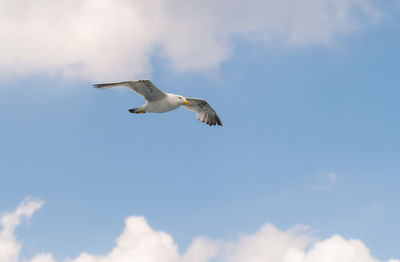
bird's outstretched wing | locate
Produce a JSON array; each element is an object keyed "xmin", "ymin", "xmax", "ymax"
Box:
[
  {"xmin": 183, "ymin": 98, "xmax": 222, "ymax": 126},
  {"xmin": 93, "ymin": 80, "xmax": 167, "ymax": 102}
]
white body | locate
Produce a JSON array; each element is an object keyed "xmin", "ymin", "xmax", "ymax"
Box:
[{"xmin": 143, "ymin": 93, "xmax": 182, "ymax": 113}]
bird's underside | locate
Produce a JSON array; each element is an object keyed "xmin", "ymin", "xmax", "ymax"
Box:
[{"xmin": 94, "ymin": 80, "xmax": 222, "ymax": 126}]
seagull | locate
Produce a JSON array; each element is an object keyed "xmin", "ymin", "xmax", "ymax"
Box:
[{"xmin": 94, "ymin": 80, "xmax": 222, "ymax": 126}]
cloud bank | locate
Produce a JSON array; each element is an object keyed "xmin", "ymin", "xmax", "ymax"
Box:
[
  {"xmin": 1, "ymin": 198, "xmax": 399, "ymax": 262},
  {"xmin": 0, "ymin": 0, "xmax": 381, "ymax": 81}
]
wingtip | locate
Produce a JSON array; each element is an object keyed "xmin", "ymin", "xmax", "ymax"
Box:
[
  {"xmin": 93, "ymin": 83, "xmax": 111, "ymax": 90},
  {"xmin": 216, "ymin": 117, "xmax": 223, "ymax": 127},
  {"xmin": 205, "ymin": 120, "xmax": 223, "ymax": 127}
]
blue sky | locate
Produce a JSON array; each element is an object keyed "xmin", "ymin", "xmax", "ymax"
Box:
[{"xmin": 1, "ymin": 1, "xmax": 400, "ymax": 262}]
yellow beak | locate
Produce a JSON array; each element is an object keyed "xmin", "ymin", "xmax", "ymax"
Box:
[{"xmin": 184, "ymin": 100, "xmax": 190, "ymax": 105}]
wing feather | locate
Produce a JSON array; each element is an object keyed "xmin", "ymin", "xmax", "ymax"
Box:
[
  {"xmin": 183, "ymin": 98, "xmax": 222, "ymax": 126},
  {"xmin": 93, "ymin": 80, "xmax": 166, "ymax": 102}
]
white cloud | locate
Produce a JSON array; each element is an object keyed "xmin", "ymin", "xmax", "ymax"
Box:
[
  {"xmin": 1, "ymin": 197, "xmax": 398, "ymax": 262},
  {"xmin": 313, "ymin": 172, "xmax": 337, "ymax": 191},
  {"xmin": 28, "ymin": 254, "xmax": 56, "ymax": 262},
  {"xmin": 0, "ymin": 197, "xmax": 44, "ymax": 262},
  {"xmin": 0, "ymin": 0, "xmax": 381, "ymax": 81},
  {"xmin": 72, "ymin": 216, "xmax": 179, "ymax": 262}
]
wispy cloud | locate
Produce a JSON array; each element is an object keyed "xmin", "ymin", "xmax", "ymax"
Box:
[
  {"xmin": 0, "ymin": 0, "xmax": 381, "ymax": 81},
  {"xmin": 1, "ymin": 197, "xmax": 399, "ymax": 262},
  {"xmin": 313, "ymin": 171, "xmax": 337, "ymax": 191}
]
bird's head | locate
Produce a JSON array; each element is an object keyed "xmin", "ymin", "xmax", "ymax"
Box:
[{"xmin": 175, "ymin": 95, "xmax": 190, "ymax": 105}]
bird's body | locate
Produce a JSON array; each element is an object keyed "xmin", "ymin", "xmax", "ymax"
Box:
[
  {"xmin": 94, "ymin": 80, "xmax": 222, "ymax": 126},
  {"xmin": 137, "ymin": 93, "xmax": 184, "ymax": 113}
]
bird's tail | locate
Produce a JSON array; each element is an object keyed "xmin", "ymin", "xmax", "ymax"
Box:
[
  {"xmin": 128, "ymin": 108, "xmax": 138, "ymax": 113},
  {"xmin": 128, "ymin": 107, "xmax": 146, "ymax": 114}
]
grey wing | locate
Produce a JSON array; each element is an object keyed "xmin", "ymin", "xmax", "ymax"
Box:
[
  {"xmin": 183, "ymin": 98, "xmax": 222, "ymax": 126},
  {"xmin": 93, "ymin": 80, "xmax": 167, "ymax": 102}
]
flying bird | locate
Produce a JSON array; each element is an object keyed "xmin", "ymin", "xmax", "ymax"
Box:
[{"xmin": 94, "ymin": 80, "xmax": 222, "ymax": 126}]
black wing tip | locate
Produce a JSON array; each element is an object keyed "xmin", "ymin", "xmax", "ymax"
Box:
[
  {"xmin": 93, "ymin": 84, "xmax": 105, "ymax": 89},
  {"xmin": 215, "ymin": 116, "xmax": 223, "ymax": 126},
  {"xmin": 93, "ymin": 81, "xmax": 131, "ymax": 88},
  {"xmin": 204, "ymin": 117, "xmax": 223, "ymax": 127},
  {"xmin": 217, "ymin": 116, "xmax": 223, "ymax": 126}
]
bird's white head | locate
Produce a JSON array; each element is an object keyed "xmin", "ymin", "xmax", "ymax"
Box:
[{"xmin": 174, "ymin": 94, "xmax": 190, "ymax": 105}]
